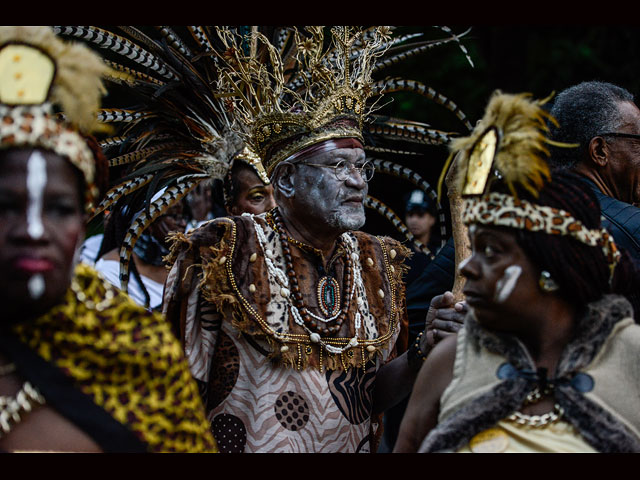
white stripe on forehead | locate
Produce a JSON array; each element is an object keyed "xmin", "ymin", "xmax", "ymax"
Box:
[{"xmin": 26, "ymin": 150, "xmax": 47, "ymax": 239}]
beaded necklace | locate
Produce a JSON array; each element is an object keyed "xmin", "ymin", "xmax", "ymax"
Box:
[
  {"xmin": 269, "ymin": 208, "xmax": 354, "ymax": 336},
  {"xmin": 253, "ymin": 210, "xmax": 366, "ymax": 354},
  {"xmin": 267, "ymin": 209, "xmax": 353, "ymax": 335}
]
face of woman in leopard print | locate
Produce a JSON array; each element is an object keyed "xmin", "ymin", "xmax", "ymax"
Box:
[
  {"xmin": 460, "ymin": 225, "xmax": 543, "ymax": 333},
  {"xmin": 0, "ymin": 148, "xmax": 86, "ymax": 322}
]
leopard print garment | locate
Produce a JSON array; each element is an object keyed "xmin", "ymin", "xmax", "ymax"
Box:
[{"xmin": 10, "ymin": 263, "xmax": 217, "ymax": 453}]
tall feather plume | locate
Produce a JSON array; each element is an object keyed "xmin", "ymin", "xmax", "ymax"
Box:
[
  {"xmin": 212, "ymin": 26, "xmax": 473, "ymax": 249},
  {"xmin": 54, "ymin": 26, "xmax": 252, "ymax": 288},
  {"xmin": 447, "ymin": 91, "xmax": 568, "ymax": 199}
]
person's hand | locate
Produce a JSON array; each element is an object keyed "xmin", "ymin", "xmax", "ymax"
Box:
[{"xmin": 421, "ymin": 291, "xmax": 466, "ymax": 353}]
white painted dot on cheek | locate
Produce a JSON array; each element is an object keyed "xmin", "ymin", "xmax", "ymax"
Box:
[
  {"xmin": 28, "ymin": 274, "xmax": 45, "ymax": 300},
  {"xmin": 494, "ymin": 265, "xmax": 522, "ymax": 304},
  {"xmin": 26, "ymin": 150, "xmax": 47, "ymax": 239}
]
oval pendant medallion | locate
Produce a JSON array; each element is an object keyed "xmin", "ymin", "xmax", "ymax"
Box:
[{"xmin": 317, "ymin": 276, "xmax": 341, "ymax": 317}]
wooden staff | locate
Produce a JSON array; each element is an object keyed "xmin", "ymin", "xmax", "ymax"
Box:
[{"xmin": 445, "ymin": 152, "xmax": 470, "ymax": 302}]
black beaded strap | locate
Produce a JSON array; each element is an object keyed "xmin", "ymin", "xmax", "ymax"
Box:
[{"xmin": 407, "ymin": 330, "xmax": 429, "ymax": 372}]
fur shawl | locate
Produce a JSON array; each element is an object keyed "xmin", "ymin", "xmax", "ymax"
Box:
[{"xmin": 419, "ymin": 294, "xmax": 640, "ymax": 453}]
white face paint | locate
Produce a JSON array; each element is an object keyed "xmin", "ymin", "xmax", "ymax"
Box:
[
  {"xmin": 28, "ymin": 274, "xmax": 45, "ymax": 300},
  {"xmin": 494, "ymin": 265, "xmax": 522, "ymax": 303},
  {"xmin": 458, "ymin": 256, "xmax": 471, "ymax": 272},
  {"xmin": 26, "ymin": 150, "xmax": 47, "ymax": 239}
]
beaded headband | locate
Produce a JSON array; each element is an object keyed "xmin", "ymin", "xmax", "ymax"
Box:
[
  {"xmin": 0, "ymin": 27, "xmax": 109, "ymax": 212},
  {"xmin": 0, "ymin": 103, "xmax": 98, "ymax": 211}
]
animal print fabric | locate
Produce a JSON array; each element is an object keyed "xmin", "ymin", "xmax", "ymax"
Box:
[{"xmin": 10, "ymin": 263, "xmax": 217, "ymax": 453}]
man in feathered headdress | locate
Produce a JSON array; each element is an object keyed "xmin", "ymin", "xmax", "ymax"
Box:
[{"xmin": 162, "ymin": 26, "xmax": 446, "ymax": 453}]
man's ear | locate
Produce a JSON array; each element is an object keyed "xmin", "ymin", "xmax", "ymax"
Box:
[
  {"xmin": 273, "ymin": 163, "xmax": 296, "ymax": 198},
  {"xmin": 588, "ymin": 136, "xmax": 610, "ymax": 167}
]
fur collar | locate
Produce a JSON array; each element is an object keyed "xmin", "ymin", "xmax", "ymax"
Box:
[{"xmin": 420, "ymin": 294, "xmax": 640, "ymax": 453}]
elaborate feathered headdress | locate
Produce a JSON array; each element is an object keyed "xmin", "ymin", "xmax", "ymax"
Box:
[
  {"xmin": 0, "ymin": 26, "xmax": 110, "ymax": 212},
  {"xmin": 212, "ymin": 26, "xmax": 475, "ymax": 258},
  {"xmin": 54, "ymin": 26, "xmax": 475, "ymax": 289},
  {"xmin": 53, "ymin": 26, "xmax": 269, "ymax": 291}
]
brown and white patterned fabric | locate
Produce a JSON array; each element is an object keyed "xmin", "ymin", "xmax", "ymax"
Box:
[{"xmin": 163, "ymin": 212, "xmax": 409, "ymax": 452}]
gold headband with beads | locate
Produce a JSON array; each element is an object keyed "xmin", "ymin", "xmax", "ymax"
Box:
[{"xmin": 0, "ymin": 26, "xmax": 110, "ymax": 212}]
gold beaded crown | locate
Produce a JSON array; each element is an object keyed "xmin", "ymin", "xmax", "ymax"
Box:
[{"xmin": 215, "ymin": 26, "xmax": 391, "ymax": 174}]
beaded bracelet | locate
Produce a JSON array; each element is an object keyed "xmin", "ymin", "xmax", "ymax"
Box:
[{"xmin": 407, "ymin": 330, "xmax": 429, "ymax": 371}]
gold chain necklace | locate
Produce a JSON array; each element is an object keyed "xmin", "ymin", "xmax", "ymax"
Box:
[{"xmin": 0, "ymin": 381, "xmax": 46, "ymax": 438}]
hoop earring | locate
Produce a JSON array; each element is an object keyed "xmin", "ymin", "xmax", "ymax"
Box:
[{"xmin": 539, "ymin": 270, "xmax": 559, "ymax": 293}]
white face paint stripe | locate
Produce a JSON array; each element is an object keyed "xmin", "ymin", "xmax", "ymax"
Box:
[
  {"xmin": 26, "ymin": 150, "xmax": 47, "ymax": 239},
  {"xmin": 494, "ymin": 265, "xmax": 522, "ymax": 303},
  {"xmin": 458, "ymin": 256, "xmax": 471, "ymax": 271}
]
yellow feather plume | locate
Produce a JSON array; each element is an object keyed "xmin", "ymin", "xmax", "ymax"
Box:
[{"xmin": 439, "ymin": 90, "xmax": 575, "ymax": 199}]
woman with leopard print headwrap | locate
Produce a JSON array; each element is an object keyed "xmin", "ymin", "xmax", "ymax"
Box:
[{"xmin": 394, "ymin": 91, "xmax": 640, "ymax": 453}]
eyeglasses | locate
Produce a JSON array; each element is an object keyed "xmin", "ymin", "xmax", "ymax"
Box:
[
  {"xmin": 301, "ymin": 159, "xmax": 375, "ymax": 182},
  {"xmin": 598, "ymin": 132, "xmax": 640, "ymax": 141}
]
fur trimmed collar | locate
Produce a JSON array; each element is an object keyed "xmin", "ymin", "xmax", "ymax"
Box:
[{"xmin": 419, "ymin": 294, "xmax": 640, "ymax": 453}]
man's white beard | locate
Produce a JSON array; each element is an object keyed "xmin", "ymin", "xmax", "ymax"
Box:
[{"xmin": 327, "ymin": 206, "xmax": 366, "ymax": 231}]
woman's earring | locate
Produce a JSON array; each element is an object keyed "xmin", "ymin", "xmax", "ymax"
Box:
[{"xmin": 539, "ymin": 270, "xmax": 559, "ymax": 293}]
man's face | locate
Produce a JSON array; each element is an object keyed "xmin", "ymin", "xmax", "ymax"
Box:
[
  {"xmin": 294, "ymin": 146, "xmax": 368, "ymax": 233},
  {"xmin": 0, "ymin": 148, "xmax": 86, "ymax": 321},
  {"xmin": 605, "ymin": 101, "xmax": 640, "ymax": 205}
]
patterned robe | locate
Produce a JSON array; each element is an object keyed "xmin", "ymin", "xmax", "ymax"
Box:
[{"xmin": 163, "ymin": 212, "xmax": 409, "ymax": 452}]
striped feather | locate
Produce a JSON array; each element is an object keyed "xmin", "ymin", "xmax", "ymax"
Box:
[
  {"xmin": 364, "ymin": 146, "xmax": 421, "ymax": 156},
  {"xmin": 156, "ymin": 26, "xmax": 193, "ymax": 58},
  {"xmin": 97, "ymin": 108, "xmax": 147, "ymax": 124},
  {"xmin": 107, "ymin": 143, "xmax": 181, "ymax": 167},
  {"xmin": 91, "ymin": 173, "xmax": 156, "ymax": 219},
  {"xmin": 188, "ymin": 26, "xmax": 214, "ymax": 52},
  {"xmin": 365, "ymin": 195, "xmax": 434, "ymax": 258},
  {"xmin": 371, "ymin": 158, "xmax": 448, "ymax": 251},
  {"xmin": 99, "ymin": 136, "xmax": 126, "ymax": 150},
  {"xmin": 118, "ymin": 176, "xmax": 206, "ymax": 291},
  {"xmin": 372, "ymin": 77, "xmax": 473, "ymax": 131},
  {"xmin": 436, "ymin": 26, "xmax": 474, "ymax": 67},
  {"xmin": 53, "ymin": 26, "xmax": 177, "ymax": 82},
  {"xmin": 365, "ymin": 121, "xmax": 455, "ymax": 146},
  {"xmin": 104, "ymin": 60, "xmax": 165, "ymax": 86}
]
